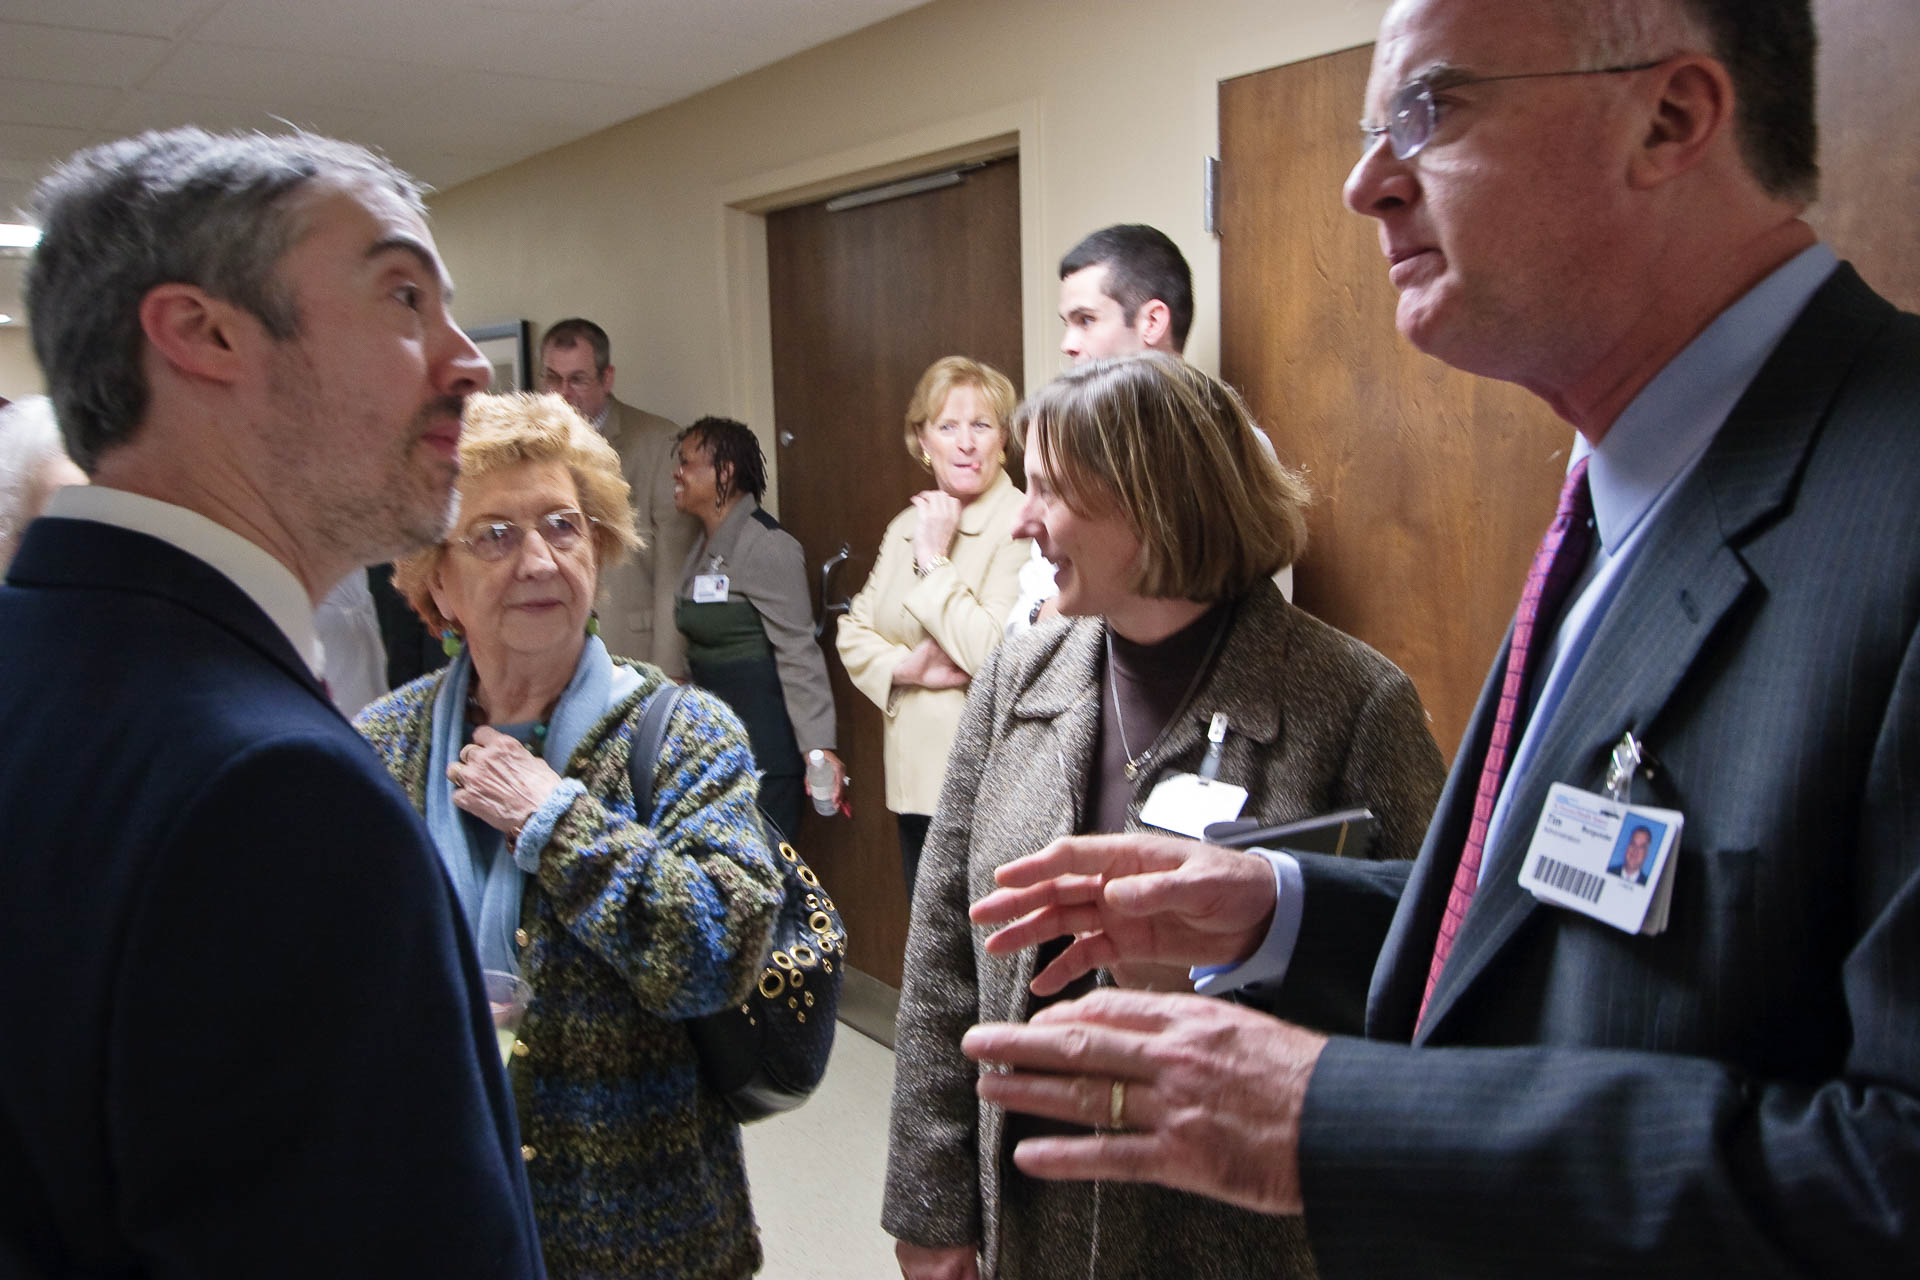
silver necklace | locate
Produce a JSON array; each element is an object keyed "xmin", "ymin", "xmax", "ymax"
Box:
[{"xmin": 1105, "ymin": 611, "xmax": 1232, "ymax": 781}]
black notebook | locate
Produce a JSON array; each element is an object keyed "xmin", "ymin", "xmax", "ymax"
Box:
[{"xmin": 1203, "ymin": 806, "xmax": 1377, "ymax": 858}]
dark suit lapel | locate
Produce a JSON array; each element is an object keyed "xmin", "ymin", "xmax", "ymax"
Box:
[
  {"xmin": 1412, "ymin": 264, "xmax": 1894, "ymax": 1041},
  {"xmin": 10, "ymin": 517, "xmax": 329, "ymax": 704}
]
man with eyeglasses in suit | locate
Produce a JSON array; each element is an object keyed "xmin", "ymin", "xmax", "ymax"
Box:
[{"xmin": 538, "ymin": 317, "xmax": 696, "ymax": 677}]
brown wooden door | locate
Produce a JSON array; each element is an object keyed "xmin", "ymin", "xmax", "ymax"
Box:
[
  {"xmin": 1218, "ymin": 2, "xmax": 1918, "ymax": 767},
  {"xmin": 767, "ymin": 156, "xmax": 1023, "ymax": 988},
  {"xmin": 1219, "ymin": 45, "xmax": 1565, "ymax": 765}
]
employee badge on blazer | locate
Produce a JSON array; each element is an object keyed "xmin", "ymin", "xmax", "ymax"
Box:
[
  {"xmin": 693, "ymin": 573, "xmax": 730, "ymax": 603},
  {"xmin": 1519, "ymin": 781, "xmax": 1682, "ymax": 935}
]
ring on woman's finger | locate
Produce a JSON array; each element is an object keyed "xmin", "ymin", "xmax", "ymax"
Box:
[{"xmin": 1109, "ymin": 1079, "xmax": 1127, "ymax": 1130}]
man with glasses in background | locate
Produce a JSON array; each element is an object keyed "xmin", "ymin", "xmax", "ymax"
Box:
[
  {"xmin": 538, "ymin": 317, "xmax": 695, "ymax": 676},
  {"xmin": 959, "ymin": 1, "xmax": 1920, "ymax": 1274}
]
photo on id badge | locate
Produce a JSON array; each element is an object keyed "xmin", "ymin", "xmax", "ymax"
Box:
[{"xmin": 1606, "ymin": 818, "xmax": 1665, "ymax": 887}]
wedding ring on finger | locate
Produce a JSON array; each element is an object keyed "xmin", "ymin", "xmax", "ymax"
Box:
[{"xmin": 1109, "ymin": 1079, "xmax": 1127, "ymax": 1130}]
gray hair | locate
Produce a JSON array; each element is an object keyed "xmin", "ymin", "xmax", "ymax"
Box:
[
  {"xmin": 24, "ymin": 127, "xmax": 427, "ymax": 472},
  {"xmin": 0, "ymin": 396, "xmax": 76, "ymax": 569},
  {"xmin": 1558, "ymin": 0, "xmax": 1818, "ymax": 203}
]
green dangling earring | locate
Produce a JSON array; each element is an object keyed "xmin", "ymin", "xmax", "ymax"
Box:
[
  {"xmin": 586, "ymin": 612, "xmax": 600, "ymax": 637},
  {"xmin": 440, "ymin": 627, "xmax": 464, "ymax": 657}
]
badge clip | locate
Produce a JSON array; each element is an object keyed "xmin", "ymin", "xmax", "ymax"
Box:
[
  {"xmin": 1197, "ymin": 713, "xmax": 1229, "ymax": 783},
  {"xmin": 1605, "ymin": 731, "xmax": 1645, "ymax": 804}
]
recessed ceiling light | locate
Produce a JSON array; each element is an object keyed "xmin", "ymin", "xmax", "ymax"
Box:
[
  {"xmin": 0, "ymin": 223, "xmax": 39, "ymax": 250},
  {"xmin": 0, "ymin": 314, "xmax": 13, "ymax": 325}
]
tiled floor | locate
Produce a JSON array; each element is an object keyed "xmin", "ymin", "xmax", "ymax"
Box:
[{"xmin": 743, "ymin": 979, "xmax": 901, "ymax": 1279}]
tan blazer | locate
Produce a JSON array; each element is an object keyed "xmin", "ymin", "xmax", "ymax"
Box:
[
  {"xmin": 599, "ymin": 396, "xmax": 699, "ymax": 678},
  {"xmin": 836, "ymin": 471, "xmax": 1029, "ymax": 815}
]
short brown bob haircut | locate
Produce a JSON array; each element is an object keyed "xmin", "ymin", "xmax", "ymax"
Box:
[
  {"xmin": 903, "ymin": 355, "xmax": 1019, "ymax": 469},
  {"xmin": 393, "ymin": 391, "xmax": 641, "ymax": 635},
  {"xmin": 1017, "ymin": 353, "xmax": 1309, "ymax": 602}
]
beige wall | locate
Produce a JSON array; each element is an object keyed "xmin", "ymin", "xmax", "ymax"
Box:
[
  {"xmin": 0, "ymin": 328, "xmax": 42, "ymax": 402},
  {"xmin": 428, "ymin": 0, "xmax": 1389, "ymax": 501}
]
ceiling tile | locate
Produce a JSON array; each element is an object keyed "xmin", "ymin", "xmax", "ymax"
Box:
[
  {"xmin": 0, "ymin": 121, "xmax": 97, "ymax": 166},
  {"xmin": 0, "ymin": 22, "xmax": 172, "ymax": 88},
  {"xmin": 0, "ymin": 177, "xmax": 37, "ymax": 221},
  {"xmin": 0, "ymin": 76, "xmax": 124, "ymax": 131},
  {"xmin": 101, "ymin": 91, "xmax": 379, "ymax": 146},
  {"xmin": 486, "ymin": 4, "xmax": 736, "ymax": 89},
  {"xmin": 0, "ymin": 0, "xmax": 217, "ymax": 40},
  {"xmin": 208, "ymin": 0, "xmax": 545, "ymax": 70},
  {"xmin": 370, "ymin": 70, "xmax": 655, "ymax": 158},
  {"xmin": 148, "ymin": 41, "xmax": 455, "ymax": 116}
]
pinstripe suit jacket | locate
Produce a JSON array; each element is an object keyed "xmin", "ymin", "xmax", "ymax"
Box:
[{"xmin": 1272, "ymin": 265, "xmax": 1920, "ymax": 1276}]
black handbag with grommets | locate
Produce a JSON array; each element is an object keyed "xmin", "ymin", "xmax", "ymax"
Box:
[{"xmin": 629, "ymin": 684, "xmax": 845, "ymax": 1121}]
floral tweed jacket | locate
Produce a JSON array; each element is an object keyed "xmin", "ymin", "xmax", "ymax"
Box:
[{"xmin": 357, "ymin": 662, "xmax": 781, "ymax": 1280}]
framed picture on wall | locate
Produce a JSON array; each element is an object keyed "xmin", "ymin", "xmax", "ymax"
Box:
[{"xmin": 465, "ymin": 320, "xmax": 532, "ymax": 392}]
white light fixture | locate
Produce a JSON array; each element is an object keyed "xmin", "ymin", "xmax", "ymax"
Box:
[
  {"xmin": 0, "ymin": 223, "xmax": 41, "ymax": 250},
  {"xmin": 0, "ymin": 314, "xmax": 12, "ymax": 325}
]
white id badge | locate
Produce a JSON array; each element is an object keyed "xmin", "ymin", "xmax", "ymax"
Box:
[
  {"xmin": 692, "ymin": 573, "xmax": 730, "ymax": 604},
  {"xmin": 1518, "ymin": 782, "xmax": 1682, "ymax": 935},
  {"xmin": 1138, "ymin": 773, "xmax": 1248, "ymax": 839}
]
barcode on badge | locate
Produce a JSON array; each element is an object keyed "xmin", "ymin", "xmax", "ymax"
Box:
[{"xmin": 1533, "ymin": 854, "xmax": 1604, "ymax": 904}]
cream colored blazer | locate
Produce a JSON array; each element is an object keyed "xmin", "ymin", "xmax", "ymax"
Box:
[{"xmin": 836, "ymin": 470, "xmax": 1029, "ymax": 814}]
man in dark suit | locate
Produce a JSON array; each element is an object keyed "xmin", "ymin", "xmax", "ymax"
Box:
[
  {"xmin": 0, "ymin": 129, "xmax": 545, "ymax": 1276},
  {"xmin": 956, "ymin": 1, "xmax": 1918, "ymax": 1274},
  {"xmin": 537, "ymin": 317, "xmax": 696, "ymax": 677}
]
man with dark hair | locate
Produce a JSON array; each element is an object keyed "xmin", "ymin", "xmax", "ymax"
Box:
[
  {"xmin": 1010, "ymin": 223, "xmax": 1288, "ymax": 635},
  {"xmin": 961, "ymin": 0, "xmax": 1919, "ymax": 1274},
  {"xmin": 0, "ymin": 128, "xmax": 544, "ymax": 1276},
  {"xmin": 539, "ymin": 316, "xmax": 696, "ymax": 677},
  {"xmin": 1056, "ymin": 223, "xmax": 1194, "ymax": 362}
]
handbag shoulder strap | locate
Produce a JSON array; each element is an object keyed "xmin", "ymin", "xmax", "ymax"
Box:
[{"xmin": 628, "ymin": 683, "xmax": 689, "ymax": 818}]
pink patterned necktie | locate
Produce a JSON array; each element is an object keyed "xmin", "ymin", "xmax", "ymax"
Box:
[{"xmin": 1418, "ymin": 456, "xmax": 1594, "ymax": 1030}]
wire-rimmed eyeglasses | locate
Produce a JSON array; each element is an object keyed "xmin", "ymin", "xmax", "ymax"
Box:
[
  {"xmin": 453, "ymin": 509, "xmax": 598, "ymax": 561},
  {"xmin": 1361, "ymin": 60, "xmax": 1666, "ymax": 160}
]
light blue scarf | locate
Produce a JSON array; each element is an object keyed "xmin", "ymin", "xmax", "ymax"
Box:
[{"xmin": 424, "ymin": 633, "xmax": 638, "ymax": 974}]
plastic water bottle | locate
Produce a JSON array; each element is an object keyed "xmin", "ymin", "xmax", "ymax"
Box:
[{"xmin": 806, "ymin": 749, "xmax": 837, "ymax": 816}]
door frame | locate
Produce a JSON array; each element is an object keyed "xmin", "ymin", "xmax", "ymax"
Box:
[{"xmin": 715, "ymin": 100, "xmax": 1045, "ymax": 512}]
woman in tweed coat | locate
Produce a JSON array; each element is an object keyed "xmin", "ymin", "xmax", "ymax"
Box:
[
  {"xmin": 355, "ymin": 392, "xmax": 781, "ymax": 1280},
  {"xmin": 883, "ymin": 356, "xmax": 1446, "ymax": 1279}
]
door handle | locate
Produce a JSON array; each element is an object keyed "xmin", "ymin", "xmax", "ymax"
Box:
[{"xmin": 815, "ymin": 542, "xmax": 851, "ymax": 638}]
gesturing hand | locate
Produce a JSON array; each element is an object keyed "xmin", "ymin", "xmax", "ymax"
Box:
[
  {"xmin": 447, "ymin": 725, "xmax": 563, "ymax": 840},
  {"xmin": 969, "ymin": 833, "xmax": 1278, "ymax": 996},
  {"xmin": 962, "ymin": 988, "xmax": 1327, "ymax": 1217}
]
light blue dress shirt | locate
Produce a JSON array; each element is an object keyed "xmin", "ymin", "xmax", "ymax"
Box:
[{"xmin": 1197, "ymin": 243, "xmax": 1840, "ymax": 996}]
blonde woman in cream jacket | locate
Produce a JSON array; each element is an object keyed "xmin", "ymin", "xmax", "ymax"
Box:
[{"xmin": 837, "ymin": 356, "xmax": 1031, "ymax": 895}]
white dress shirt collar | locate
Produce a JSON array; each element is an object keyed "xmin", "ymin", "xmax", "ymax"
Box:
[{"xmin": 44, "ymin": 485, "xmax": 324, "ymax": 678}]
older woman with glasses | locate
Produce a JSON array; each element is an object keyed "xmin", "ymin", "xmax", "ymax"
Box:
[{"xmin": 354, "ymin": 391, "xmax": 782, "ymax": 1280}]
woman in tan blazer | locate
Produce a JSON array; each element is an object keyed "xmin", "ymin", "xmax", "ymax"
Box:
[
  {"xmin": 837, "ymin": 357, "xmax": 1031, "ymax": 894},
  {"xmin": 883, "ymin": 355, "xmax": 1446, "ymax": 1280}
]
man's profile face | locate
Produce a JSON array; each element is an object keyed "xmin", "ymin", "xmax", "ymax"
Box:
[
  {"xmin": 1058, "ymin": 264, "xmax": 1147, "ymax": 365},
  {"xmin": 254, "ymin": 181, "xmax": 488, "ymax": 567},
  {"xmin": 540, "ymin": 340, "xmax": 612, "ymax": 421},
  {"xmin": 1341, "ymin": 0, "xmax": 1637, "ymax": 384}
]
